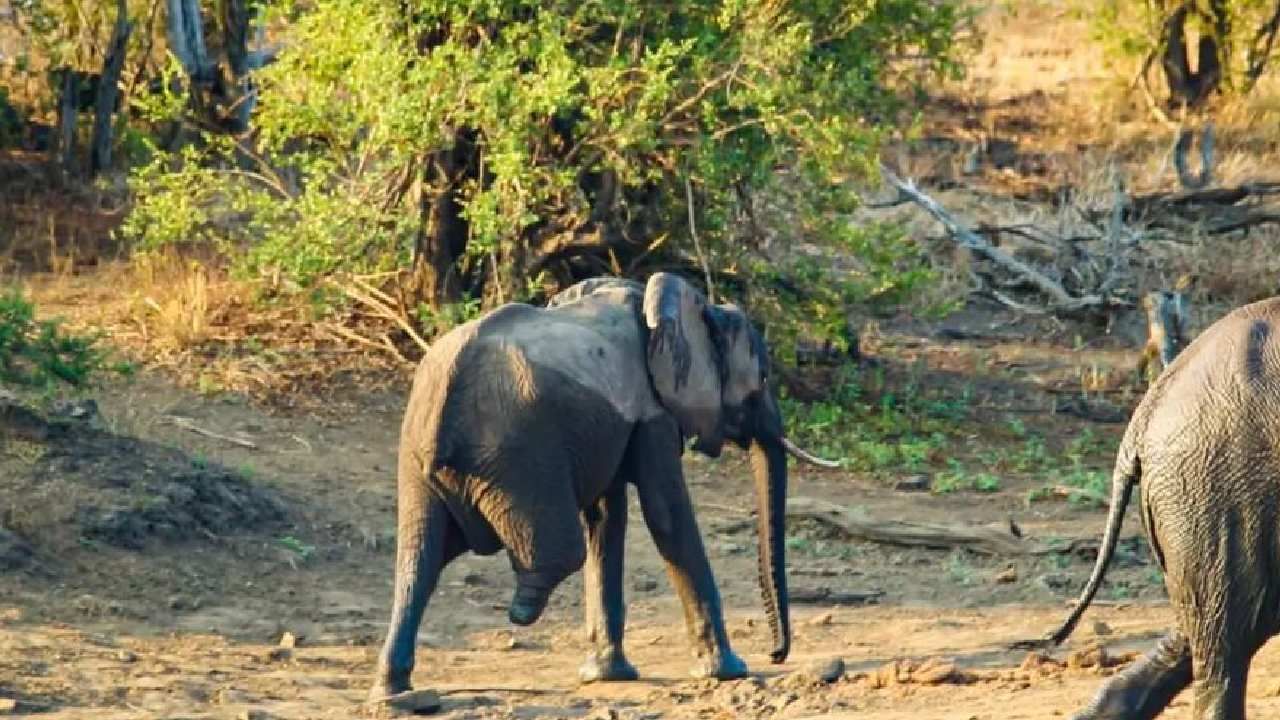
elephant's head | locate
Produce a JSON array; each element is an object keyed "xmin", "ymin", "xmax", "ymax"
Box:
[{"xmin": 642, "ymin": 272, "xmax": 838, "ymax": 664}]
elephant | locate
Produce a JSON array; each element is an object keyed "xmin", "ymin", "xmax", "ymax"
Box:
[
  {"xmin": 1026, "ymin": 296, "xmax": 1280, "ymax": 719},
  {"xmin": 368, "ymin": 272, "xmax": 837, "ymax": 701}
]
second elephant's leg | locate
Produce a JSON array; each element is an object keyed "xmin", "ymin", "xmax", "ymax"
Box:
[
  {"xmin": 629, "ymin": 418, "xmax": 747, "ymax": 680},
  {"xmin": 1069, "ymin": 628, "xmax": 1191, "ymax": 720},
  {"xmin": 1190, "ymin": 653, "xmax": 1250, "ymax": 720},
  {"xmin": 579, "ymin": 481, "xmax": 638, "ymax": 683}
]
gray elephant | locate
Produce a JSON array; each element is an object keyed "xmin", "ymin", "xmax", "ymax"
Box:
[
  {"xmin": 1028, "ymin": 296, "xmax": 1280, "ymax": 719},
  {"xmin": 369, "ymin": 272, "xmax": 835, "ymax": 701}
]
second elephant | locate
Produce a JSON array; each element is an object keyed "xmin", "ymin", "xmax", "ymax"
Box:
[{"xmin": 1032, "ymin": 296, "xmax": 1280, "ymax": 719}]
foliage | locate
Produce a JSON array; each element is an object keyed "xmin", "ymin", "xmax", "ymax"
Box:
[
  {"xmin": 122, "ymin": 0, "xmax": 975, "ymax": 342},
  {"xmin": 780, "ymin": 364, "xmax": 972, "ymax": 474},
  {"xmin": 0, "ymin": 289, "xmax": 131, "ymax": 391}
]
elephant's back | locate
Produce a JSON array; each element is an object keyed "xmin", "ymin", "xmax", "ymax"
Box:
[
  {"xmin": 1140, "ymin": 296, "xmax": 1280, "ymax": 489},
  {"xmin": 438, "ymin": 302, "xmax": 662, "ymax": 426}
]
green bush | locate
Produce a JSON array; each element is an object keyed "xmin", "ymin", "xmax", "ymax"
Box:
[
  {"xmin": 0, "ymin": 290, "xmax": 130, "ymax": 391},
  {"xmin": 122, "ymin": 0, "xmax": 975, "ymax": 341}
]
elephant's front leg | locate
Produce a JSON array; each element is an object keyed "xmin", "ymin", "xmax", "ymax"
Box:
[
  {"xmin": 629, "ymin": 419, "xmax": 747, "ymax": 680},
  {"xmin": 579, "ymin": 480, "xmax": 639, "ymax": 683}
]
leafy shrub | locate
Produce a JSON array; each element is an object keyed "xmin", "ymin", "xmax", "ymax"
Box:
[
  {"xmin": 122, "ymin": 0, "xmax": 976, "ymax": 341},
  {"xmin": 0, "ymin": 289, "xmax": 130, "ymax": 391}
]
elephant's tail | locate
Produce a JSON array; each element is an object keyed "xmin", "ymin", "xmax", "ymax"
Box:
[{"xmin": 1014, "ymin": 450, "xmax": 1140, "ymax": 650}]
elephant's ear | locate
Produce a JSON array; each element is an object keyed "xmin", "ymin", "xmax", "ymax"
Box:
[{"xmin": 643, "ymin": 273, "xmax": 724, "ymax": 452}]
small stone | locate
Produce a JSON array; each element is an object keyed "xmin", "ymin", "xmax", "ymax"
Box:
[
  {"xmin": 1092, "ymin": 620, "xmax": 1113, "ymax": 636},
  {"xmin": 895, "ymin": 474, "xmax": 930, "ymax": 492},
  {"xmin": 262, "ymin": 647, "xmax": 292, "ymax": 662},
  {"xmin": 116, "ymin": 649, "xmax": 137, "ymax": 663},
  {"xmin": 279, "ymin": 631, "xmax": 300, "ymax": 649},
  {"xmin": 237, "ymin": 711, "xmax": 271, "ymax": 720},
  {"xmin": 811, "ymin": 657, "xmax": 845, "ymax": 683},
  {"xmin": 994, "ymin": 565, "xmax": 1017, "ymax": 584},
  {"xmin": 378, "ymin": 689, "xmax": 442, "ymax": 715},
  {"xmin": 0, "ymin": 699, "xmax": 16, "ymax": 714},
  {"xmin": 1067, "ymin": 643, "xmax": 1107, "ymax": 670},
  {"xmin": 633, "ymin": 577, "xmax": 659, "ymax": 592},
  {"xmin": 912, "ymin": 658, "xmax": 956, "ymax": 685},
  {"xmin": 809, "ymin": 611, "xmax": 834, "ymax": 626}
]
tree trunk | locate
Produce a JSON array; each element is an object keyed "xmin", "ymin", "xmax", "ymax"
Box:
[
  {"xmin": 165, "ymin": 0, "xmax": 213, "ymax": 84},
  {"xmin": 54, "ymin": 69, "xmax": 79, "ymax": 177},
  {"xmin": 90, "ymin": 0, "xmax": 134, "ymax": 176},
  {"xmin": 409, "ymin": 136, "xmax": 474, "ymax": 309},
  {"xmin": 1161, "ymin": 1, "xmax": 1225, "ymax": 108}
]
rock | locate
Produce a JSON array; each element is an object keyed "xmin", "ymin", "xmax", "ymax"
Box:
[
  {"xmin": 377, "ymin": 689, "xmax": 442, "ymax": 715},
  {"xmin": 632, "ymin": 577, "xmax": 659, "ymax": 593},
  {"xmin": 912, "ymin": 657, "xmax": 956, "ymax": 685},
  {"xmin": 116, "ymin": 649, "xmax": 137, "ymax": 663},
  {"xmin": 1067, "ymin": 643, "xmax": 1108, "ymax": 670},
  {"xmin": 812, "ymin": 657, "xmax": 845, "ymax": 683},
  {"xmin": 279, "ymin": 631, "xmax": 300, "ymax": 649},
  {"xmin": 262, "ymin": 647, "xmax": 292, "ymax": 662},
  {"xmin": 809, "ymin": 611, "xmax": 834, "ymax": 626},
  {"xmin": 1092, "ymin": 620, "xmax": 1113, "ymax": 636},
  {"xmin": 895, "ymin": 474, "xmax": 930, "ymax": 492},
  {"xmin": 994, "ymin": 565, "xmax": 1017, "ymax": 584},
  {"xmin": 237, "ymin": 711, "xmax": 271, "ymax": 720},
  {"xmin": 0, "ymin": 699, "xmax": 16, "ymax": 715}
]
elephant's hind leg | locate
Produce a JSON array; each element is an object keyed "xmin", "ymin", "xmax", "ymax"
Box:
[
  {"xmin": 1070, "ymin": 629, "xmax": 1191, "ymax": 720},
  {"xmin": 371, "ymin": 497, "xmax": 467, "ymax": 700},
  {"xmin": 628, "ymin": 418, "xmax": 747, "ymax": 681},
  {"xmin": 579, "ymin": 480, "xmax": 639, "ymax": 683}
]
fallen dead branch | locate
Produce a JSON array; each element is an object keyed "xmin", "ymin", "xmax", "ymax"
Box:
[
  {"xmin": 164, "ymin": 415, "xmax": 258, "ymax": 449},
  {"xmin": 879, "ymin": 165, "xmax": 1112, "ymax": 316},
  {"xmin": 790, "ymin": 587, "xmax": 885, "ymax": 605},
  {"xmin": 784, "ymin": 497, "xmax": 1115, "ymax": 557}
]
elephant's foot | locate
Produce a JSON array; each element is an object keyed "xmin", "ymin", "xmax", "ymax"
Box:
[
  {"xmin": 508, "ymin": 584, "xmax": 551, "ymax": 626},
  {"xmin": 579, "ymin": 647, "xmax": 640, "ymax": 683},
  {"xmin": 690, "ymin": 649, "xmax": 749, "ymax": 681}
]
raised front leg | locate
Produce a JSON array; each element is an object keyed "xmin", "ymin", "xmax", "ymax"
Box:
[
  {"xmin": 370, "ymin": 495, "xmax": 467, "ymax": 700},
  {"xmin": 627, "ymin": 418, "xmax": 747, "ymax": 680},
  {"xmin": 1070, "ymin": 629, "xmax": 1191, "ymax": 720},
  {"xmin": 579, "ymin": 481, "xmax": 638, "ymax": 683}
]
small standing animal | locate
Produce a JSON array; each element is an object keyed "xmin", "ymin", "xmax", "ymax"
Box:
[
  {"xmin": 1136, "ymin": 276, "xmax": 1193, "ymax": 385},
  {"xmin": 1026, "ymin": 296, "xmax": 1280, "ymax": 719},
  {"xmin": 368, "ymin": 273, "xmax": 836, "ymax": 702}
]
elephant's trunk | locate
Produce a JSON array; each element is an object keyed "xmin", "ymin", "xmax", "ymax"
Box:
[{"xmin": 748, "ymin": 432, "xmax": 791, "ymax": 663}]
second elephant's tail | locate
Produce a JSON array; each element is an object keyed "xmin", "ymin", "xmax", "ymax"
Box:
[{"xmin": 1012, "ymin": 449, "xmax": 1140, "ymax": 650}]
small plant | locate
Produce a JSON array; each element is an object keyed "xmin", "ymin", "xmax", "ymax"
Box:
[
  {"xmin": 0, "ymin": 289, "xmax": 131, "ymax": 391},
  {"xmin": 973, "ymin": 473, "xmax": 1001, "ymax": 493},
  {"xmin": 277, "ymin": 535, "xmax": 316, "ymax": 561}
]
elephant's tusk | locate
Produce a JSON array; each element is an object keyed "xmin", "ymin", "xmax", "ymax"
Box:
[{"xmin": 781, "ymin": 437, "xmax": 841, "ymax": 468}]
